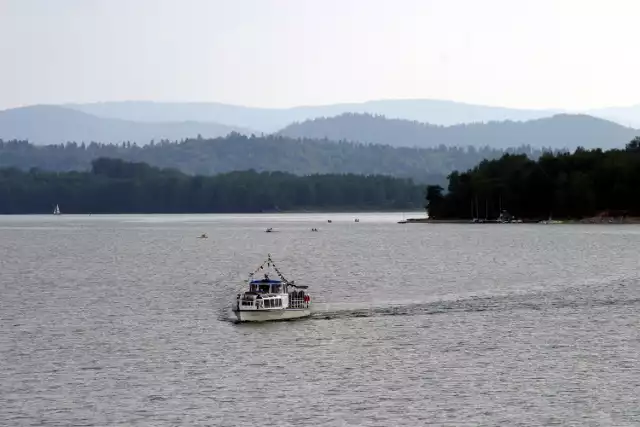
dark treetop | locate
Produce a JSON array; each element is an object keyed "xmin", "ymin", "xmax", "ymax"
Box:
[
  {"xmin": 426, "ymin": 138, "xmax": 640, "ymax": 220},
  {"xmin": 0, "ymin": 158, "xmax": 426, "ymax": 214}
]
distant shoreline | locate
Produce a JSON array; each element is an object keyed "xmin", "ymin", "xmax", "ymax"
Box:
[
  {"xmin": 406, "ymin": 217, "xmax": 640, "ymax": 224},
  {"xmin": 0, "ymin": 210, "xmax": 422, "ymax": 216}
]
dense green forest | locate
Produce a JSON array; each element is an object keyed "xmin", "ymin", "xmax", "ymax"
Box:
[
  {"xmin": 426, "ymin": 138, "xmax": 640, "ymax": 220},
  {"xmin": 0, "ymin": 135, "xmax": 553, "ymax": 186},
  {"xmin": 0, "ymin": 158, "xmax": 426, "ymax": 214}
]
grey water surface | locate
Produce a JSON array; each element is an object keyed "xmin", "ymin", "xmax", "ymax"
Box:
[{"xmin": 1, "ymin": 213, "xmax": 640, "ymax": 426}]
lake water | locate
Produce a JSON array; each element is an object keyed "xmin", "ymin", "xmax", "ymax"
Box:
[{"xmin": 2, "ymin": 213, "xmax": 640, "ymax": 426}]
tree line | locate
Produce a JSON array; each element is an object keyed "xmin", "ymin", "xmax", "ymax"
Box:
[
  {"xmin": 0, "ymin": 134, "xmax": 556, "ymax": 186},
  {"xmin": 0, "ymin": 158, "xmax": 426, "ymax": 214},
  {"xmin": 426, "ymin": 138, "xmax": 640, "ymax": 220}
]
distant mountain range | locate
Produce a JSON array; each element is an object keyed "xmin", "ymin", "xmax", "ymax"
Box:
[
  {"xmin": 0, "ymin": 100, "xmax": 638, "ymax": 149},
  {"xmin": 0, "ymin": 105, "xmax": 247, "ymax": 146},
  {"xmin": 278, "ymin": 113, "xmax": 639, "ymax": 150},
  {"xmin": 65, "ymin": 99, "xmax": 562, "ymax": 133},
  {"xmin": 64, "ymin": 99, "xmax": 640, "ymax": 131}
]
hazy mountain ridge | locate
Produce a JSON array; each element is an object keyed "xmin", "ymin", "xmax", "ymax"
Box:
[
  {"xmin": 277, "ymin": 113, "xmax": 640, "ymax": 150},
  {"xmin": 63, "ymin": 99, "xmax": 640, "ymax": 132},
  {"xmin": 586, "ymin": 104, "xmax": 640, "ymax": 128},
  {"xmin": 0, "ymin": 105, "xmax": 250, "ymax": 146},
  {"xmin": 65, "ymin": 99, "xmax": 559, "ymax": 132},
  {"xmin": 1, "ymin": 102, "xmax": 638, "ymax": 151}
]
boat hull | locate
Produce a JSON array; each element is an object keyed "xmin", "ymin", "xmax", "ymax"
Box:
[{"xmin": 233, "ymin": 308, "xmax": 311, "ymax": 323}]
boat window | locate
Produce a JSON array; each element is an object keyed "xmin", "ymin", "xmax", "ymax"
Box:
[
  {"xmin": 250, "ymin": 284, "xmax": 258, "ymax": 292},
  {"xmin": 259, "ymin": 284, "xmax": 270, "ymax": 293},
  {"xmin": 272, "ymin": 284, "xmax": 282, "ymax": 293}
]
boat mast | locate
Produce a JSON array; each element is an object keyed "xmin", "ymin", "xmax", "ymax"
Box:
[{"xmin": 475, "ymin": 194, "xmax": 479, "ymax": 219}]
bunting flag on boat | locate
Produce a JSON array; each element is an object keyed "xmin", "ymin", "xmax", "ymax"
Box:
[{"xmin": 248, "ymin": 253, "xmax": 292, "ymax": 284}]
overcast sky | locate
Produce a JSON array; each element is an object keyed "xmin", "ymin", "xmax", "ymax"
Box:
[{"xmin": 1, "ymin": 0, "xmax": 638, "ymax": 111}]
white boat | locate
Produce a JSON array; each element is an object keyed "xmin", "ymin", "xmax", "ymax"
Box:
[
  {"xmin": 232, "ymin": 254, "xmax": 311, "ymax": 322},
  {"xmin": 53, "ymin": 204, "xmax": 61, "ymax": 215},
  {"xmin": 539, "ymin": 214, "xmax": 562, "ymax": 224}
]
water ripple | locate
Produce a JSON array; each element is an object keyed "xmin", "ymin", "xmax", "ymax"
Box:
[{"xmin": 2, "ymin": 215, "xmax": 640, "ymax": 426}]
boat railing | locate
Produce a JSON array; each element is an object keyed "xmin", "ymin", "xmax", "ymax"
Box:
[{"xmin": 289, "ymin": 296, "xmax": 309, "ymax": 309}]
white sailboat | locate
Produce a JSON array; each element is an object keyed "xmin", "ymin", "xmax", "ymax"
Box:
[{"xmin": 53, "ymin": 204, "xmax": 61, "ymax": 215}]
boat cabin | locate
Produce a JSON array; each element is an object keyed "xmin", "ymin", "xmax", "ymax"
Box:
[
  {"xmin": 236, "ymin": 275, "xmax": 309, "ymax": 311},
  {"xmin": 249, "ymin": 277, "xmax": 285, "ymax": 294}
]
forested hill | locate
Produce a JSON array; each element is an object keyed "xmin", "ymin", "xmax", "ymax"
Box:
[
  {"xmin": 0, "ymin": 158, "xmax": 425, "ymax": 214},
  {"xmin": 277, "ymin": 113, "xmax": 639, "ymax": 150},
  {"xmin": 426, "ymin": 138, "xmax": 640, "ymax": 220},
  {"xmin": 0, "ymin": 135, "xmax": 552, "ymax": 185}
]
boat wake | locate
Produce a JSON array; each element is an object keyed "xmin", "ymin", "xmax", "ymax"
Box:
[{"xmin": 309, "ymin": 279, "xmax": 640, "ymax": 321}]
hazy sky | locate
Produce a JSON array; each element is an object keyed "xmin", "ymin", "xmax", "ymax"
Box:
[{"xmin": 1, "ymin": 0, "xmax": 639, "ymax": 110}]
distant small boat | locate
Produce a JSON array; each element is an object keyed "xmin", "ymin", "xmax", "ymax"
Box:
[
  {"xmin": 540, "ymin": 219, "xmax": 562, "ymax": 224},
  {"xmin": 266, "ymin": 228, "xmax": 274, "ymax": 233},
  {"xmin": 311, "ymin": 228, "xmax": 319, "ymax": 232},
  {"xmin": 53, "ymin": 204, "xmax": 61, "ymax": 215},
  {"xmin": 540, "ymin": 214, "xmax": 562, "ymax": 224},
  {"xmin": 327, "ymin": 220, "xmax": 332, "ymax": 223},
  {"xmin": 354, "ymin": 218, "xmax": 360, "ymax": 223},
  {"xmin": 198, "ymin": 233, "xmax": 208, "ymax": 239}
]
